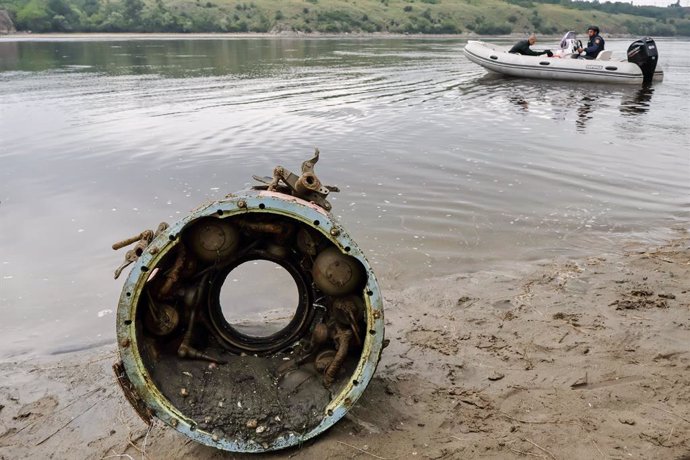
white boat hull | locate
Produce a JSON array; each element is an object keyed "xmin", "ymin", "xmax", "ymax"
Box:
[{"xmin": 464, "ymin": 40, "xmax": 663, "ymax": 85}]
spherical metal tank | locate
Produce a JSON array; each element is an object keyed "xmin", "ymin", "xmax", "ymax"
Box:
[
  {"xmin": 312, "ymin": 247, "xmax": 365, "ymax": 296},
  {"xmin": 114, "ymin": 190, "xmax": 384, "ymax": 453}
]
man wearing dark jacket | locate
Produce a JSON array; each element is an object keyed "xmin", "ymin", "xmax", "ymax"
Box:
[
  {"xmin": 509, "ymin": 34, "xmax": 553, "ymax": 57},
  {"xmin": 577, "ymin": 26, "xmax": 605, "ymax": 59}
]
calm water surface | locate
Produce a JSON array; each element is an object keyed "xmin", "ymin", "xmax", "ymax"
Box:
[{"xmin": 1, "ymin": 36, "xmax": 689, "ymax": 357}]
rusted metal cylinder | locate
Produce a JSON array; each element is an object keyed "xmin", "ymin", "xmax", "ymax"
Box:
[
  {"xmin": 114, "ymin": 190, "xmax": 384, "ymax": 453},
  {"xmin": 294, "ymin": 172, "xmax": 322, "ymax": 196}
]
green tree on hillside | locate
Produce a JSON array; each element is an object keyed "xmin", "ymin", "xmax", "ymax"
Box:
[
  {"xmin": 2, "ymin": 0, "xmax": 690, "ymax": 35},
  {"xmin": 122, "ymin": 0, "xmax": 143, "ymax": 23},
  {"xmin": 16, "ymin": 0, "xmax": 51, "ymax": 31}
]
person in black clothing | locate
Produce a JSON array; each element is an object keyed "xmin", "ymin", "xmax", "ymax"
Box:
[
  {"xmin": 577, "ymin": 26, "xmax": 605, "ymax": 59},
  {"xmin": 509, "ymin": 34, "xmax": 553, "ymax": 57}
]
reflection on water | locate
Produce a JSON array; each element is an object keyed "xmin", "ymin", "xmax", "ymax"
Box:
[
  {"xmin": 472, "ymin": 75, "xmax": 654, "ymax": 132},
  {"xmin": 577, "ymin": 96, "xmax": 596, "ymax": 132},
  {"xmin": 1, "ymin": 37, "xmax": 689, "ymax": 357},
  {"xmin": 620, "ymin": 86, "xmax": 655, "ymax": 116},
  {"xmin": 0, "ymin": 41, "xmax": 18, "ymax": 67},
  {"xmin": 0, "ymin": 38, "xmax": 428, "ymax": 77},
  {"xmin": 508, "ymin": 94, "xmax": 529, "ymax": 112}
]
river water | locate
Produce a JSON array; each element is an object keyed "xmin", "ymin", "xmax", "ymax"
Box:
[{"xmin": 1, "ymin": 36, "xmax": 688, "ymax": 357}]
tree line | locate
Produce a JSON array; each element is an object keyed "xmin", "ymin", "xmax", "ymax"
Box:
[{"xmin": 1, "ymin": 0, "xmax": 689, "ymax": 35}]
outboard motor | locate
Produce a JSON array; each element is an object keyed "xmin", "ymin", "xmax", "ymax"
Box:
[{"xmin": 627, "ymin": 37, "xmax": 658, "ymax": 84}]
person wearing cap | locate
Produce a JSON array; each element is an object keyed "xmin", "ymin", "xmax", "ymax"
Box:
[
  {"xmin": 509, "ymin": 34, "xmax": 553, "ymax": 57},
  {"xmin": 577, "ymin": 26, "xmax": 605, "ymax": 59}
]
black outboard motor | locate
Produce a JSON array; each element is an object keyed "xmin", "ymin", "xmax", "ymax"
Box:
[{"xmin": 627, "ymin": 37, "xmax": 658, "ymax": 84}]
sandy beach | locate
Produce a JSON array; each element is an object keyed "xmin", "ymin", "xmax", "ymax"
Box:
[{"xmin": 1, "ymin": 230, "xmax": 689, "ymax": 459}]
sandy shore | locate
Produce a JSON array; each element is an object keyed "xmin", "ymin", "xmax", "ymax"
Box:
[{"xmin": 1, "ymin": 231, "xmax": 689, "ymax": 459}]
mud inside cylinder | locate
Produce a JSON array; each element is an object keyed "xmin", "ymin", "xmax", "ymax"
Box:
[{"xmin": 134, "ymin": 212, "xmax": 368, "ymax": 445}]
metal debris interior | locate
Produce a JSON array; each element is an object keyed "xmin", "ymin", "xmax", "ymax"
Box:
[{"xmin": 114, "ymin": 153, "xmax": 384, "ymax": 452}]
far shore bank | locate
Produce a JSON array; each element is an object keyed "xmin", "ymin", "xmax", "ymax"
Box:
[{"xmin": 2, "ymin": 31, "xmax": 679, "ymax": 41}]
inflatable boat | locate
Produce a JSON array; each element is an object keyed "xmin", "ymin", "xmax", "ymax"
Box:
[{"xmin": 464, "ymin": 35, "xmax": 663, "ymax": 85}]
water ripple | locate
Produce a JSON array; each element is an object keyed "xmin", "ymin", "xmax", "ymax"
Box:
[{"xmin": 1, "ymin": 37, "xmax": 690, "ymax": 356}]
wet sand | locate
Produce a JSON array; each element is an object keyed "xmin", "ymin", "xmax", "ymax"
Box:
[{"xmin": 1, "ymin": 231, "xmax": 689, "ymax": 459}]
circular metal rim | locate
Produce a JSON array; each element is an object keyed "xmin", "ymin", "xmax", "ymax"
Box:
[
  {"xmin": 116, "ymin": 190, "xmax": 385, "ymax": 453},
  {"xmin": 207, "ymin": 251, "xmax": 314, "ymax": 354}
]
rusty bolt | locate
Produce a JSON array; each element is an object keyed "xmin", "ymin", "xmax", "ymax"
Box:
[
  {"xmin": 237, "ymin": 200, "xmax": 247, "ymax": 209},
  {"xmin": 330, "ymin": 228, "xmax": 340, "ymax": 237},
  {"xmin": 120, "ymin": 338, "xmax": 131, "ymax": 348},
  {"xmin": 373, "ymin": 310, "xmax": 381, "ymax": 320}
]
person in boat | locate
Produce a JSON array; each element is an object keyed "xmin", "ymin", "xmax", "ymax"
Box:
[
  {"xmin": 509, "ymin": 34, "xmax": 553, "ymax": 57},
  {"xmin": 576, "ymin": 26, "xmax": 605, "ymax": 59}
]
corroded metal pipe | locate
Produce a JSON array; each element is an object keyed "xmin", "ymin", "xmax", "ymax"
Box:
[
  {"xmin": 112, "ymin": 153, "xmax": 384, "ymax": 454},
  {"xmin": 324, "ymin": 326, "xmax": 352, "ymax": 388}
]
